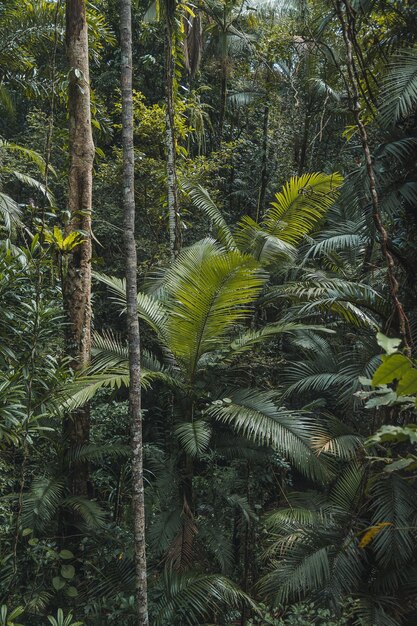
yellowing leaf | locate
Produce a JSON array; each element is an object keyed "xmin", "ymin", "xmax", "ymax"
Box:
[{"xmin": 358, "ymin": 522, "xmax": 393, "ymax": 548}]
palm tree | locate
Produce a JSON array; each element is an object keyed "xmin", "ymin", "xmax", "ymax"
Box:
[
  {"xmin": 62, "ymin": 172, "xmax": 359, "ymax": 573},
  {"xmin": 258, "ymin": 455, "xmax": 417, "ymax": 625}
]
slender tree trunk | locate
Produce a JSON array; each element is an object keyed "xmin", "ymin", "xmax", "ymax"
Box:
[
  {"xmin": 297, "ymin": 106, "xmax": 311, "ymax": 175},
  {"xmin": 120, "ymin": 1, "xmax": 149, "ymax": 623},
  {"xmin": 63, "ymin": 0, "xmax": 95, "ymax": 498},
  {"xmin": 257, "ymin": 102, "xmax": 269, "ymax": 219},
  {"xmin": 218, "ymin": 59, "xmax": 227, "ymax": 147},
  {"xmin": 335, "ymin": 0, "xmax": 413, "ymax": 355},
  {"xmin": 165, "ymin": 18, "xmax": 182, "ymax": 259}
]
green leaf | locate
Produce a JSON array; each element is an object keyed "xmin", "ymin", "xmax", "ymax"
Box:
[
  {"xmin": 365, "ymin": 390, "xmax": 397, "ymax": 408},
  {"xmin": 65, "ymin": 585, "xmax": 79, "ymax": 598},
  {"xmin": 261, "ymin": 172, "xmax": 343, "ymax": 246},
  {"xmin": 384, "ymin": 458, "xmax": 417, "ymax": 473},
  {"xmin": 59, "ymin": 549, "xmax": 74, "ymax": 560},
  {"xmin": 376, "ymin": 332, "xmax": 402, "ymax": 355},
  {"xmin": 22, "ymin": 527, "xmax": 33, "ymax": 537},
  {"xmin": 396, "ymin": 368, "xmax": 417, "ymax": 396},
  {"xmin": 52, "ymin": 576, "xmax": 66, "ymax": 591},
  {"xmin": 372, "ymin": 354, "xmax": 411, "ymax": 386},
  {"xmin": 175, "ymin": 421, "xmax": 211, "ymax": 457},
  {"xmin": 60, "ymin": 564, "xmax": 75, "ymax": 580}
]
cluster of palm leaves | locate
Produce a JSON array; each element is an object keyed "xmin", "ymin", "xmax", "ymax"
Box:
[
  {"xmin": 2, "ymin": 0, "xmax": 417, "ymax": 623},
  {"xmin": 43, "ymin": 169, "xmax": 405, "ymax": 623}
]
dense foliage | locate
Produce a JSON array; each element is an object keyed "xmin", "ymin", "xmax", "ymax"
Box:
[{"xmin": 1, "ymin": 0, "xmax": 417, "ymax": 624}]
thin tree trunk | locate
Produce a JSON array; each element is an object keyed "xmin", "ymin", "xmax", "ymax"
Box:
[
  {"xmin": 64, "ymin": 0, "xmax": 95, "ymax": 498},
  {"xmin": 335, "ymin": 0, "xmax": 413, "ymax": 355},
  {"xmin": 120, "ymin": 0, "xmax": 149, "ymax": 623},
  {"xmin": 218, "ymin": 60, "xmax": 227, "ymax": 147},
  {"xmin": 297, "ymin": 106, "xmax": 311, "ymax": 175},
  {"xmin": 257, "ymin": 103, "xmax": 269, "ymax": 219},
  {"xmin": 165, "ymin": 19, "xmax": 182, "ymax": 259}
]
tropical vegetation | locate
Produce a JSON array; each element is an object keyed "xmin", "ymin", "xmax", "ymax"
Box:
[{"xmin": 1, "ymin": 0, "xmax": 417, "ymax": 624}]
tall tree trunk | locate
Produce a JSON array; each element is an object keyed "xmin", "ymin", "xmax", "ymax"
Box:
[
  {"xmin": 335, "ymin": 0, "xmax": 413, "ymax": 355},
  {"xmin": 257, "ymin": 102, "xmax": 269, "ymax": 219},
  {"xmin": 64, "ymin": 0, "xmax": 95, "ymax": 499},
  {"xmin": 217, "ymin": 59, "xmax": 227, "ymax": 148},
  {"xmin": 120, "ymin": 1, "xmax": 149, "ymax": 623},
  {"xmin": 165, "ymin": 17, "xmax": 182, "ymax": 259}
]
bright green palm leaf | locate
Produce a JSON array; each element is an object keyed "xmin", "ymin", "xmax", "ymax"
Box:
[
  {"xmin": 162, "ymin": 239, "xmax": 266, "ymax": 379},
  {"xmin": 261, "ymin": 172, "xmax": 343, "ymax": 245},
  {"xmin": 235, "ymin": 215, "xmax": 297, "ymax": 264}
]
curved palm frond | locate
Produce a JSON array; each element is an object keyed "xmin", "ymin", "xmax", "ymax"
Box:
[
  {"xmin": 235, "ymin": 215, "xmax": 297, "ymax": 264},
  {"xmin": 268, "ymin": 277, "xmax": 388, "ymax": 320},
  {"xmin": 0, "ymin": 192, "xmax": 22, "ymax": 229},
  {"xmin": 153, "ymin": 569, "xmax": 257, "ymax": 626},
  {"xmin": 369, "ymin": 474, "xmax": 416, "ymax": 568},
  {"xmin": 63, "ymin": 496, "xmax": 106, "ymax": 529},
  {"xmin": 181, "ymin": 181, "xmax": 236, "ymax": 250},
  {"xmin": 311, "ymin": 418, "xmax": 364, "ymax": 460},
  {"xmin": 92, "ymin": 272, "xmax": 168, "ymax": 336},
  {"xmin": 260, "ymin": 172, "xmax": 344, "ymax": 245},
  {"xmin": 227, "ymin": 322, "xmax": 334, "ymax": 358},
  {"xmin": 206, "ymin": 388, "xmax": 331, "ymax": 482},
  {"xmin": 22, "ymin": 476, "xmax": 65, "ymax": 530},
  {"xmin": 162, "ymin": 239, "xmax": 266, "ymax": 378},
  {"xmin": 380, "ymin": 49, "xmax": 417, "ymax": 126},
  {"xmin": 175, "ymin": 420, "xmax": 212, "ymax": 457}
]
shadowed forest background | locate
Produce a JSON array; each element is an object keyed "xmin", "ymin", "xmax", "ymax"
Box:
[{"xmin": 1, "ymin": 0, "xmax": 417, "ymax": 624}]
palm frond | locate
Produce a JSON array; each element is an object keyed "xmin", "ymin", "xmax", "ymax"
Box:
[
  {"xmin": 311, "ymin": 418, "xmax": 364, "ymax": 460},
  {"xmin": 261, "ymin": 172, "xmax": 343, "ymax": 245},
  {"xmin": 369, "ymin": 475, "xmax": 415, "ymax": 568},
  {"xmin": 10, "ymin": 170, "xmax": 54, "ymax": 204},
  {"xmin": 154, "ymin": 570, "xmax": 257, "ymax": 626},
  {"xmin": 0, "ymin": 139, "xmax": 52, "ymax": 175},
  {"xmin": 182, "ymin": 181, "xmax": 236, "ymax": 250},
  {"xmin": 22, "ymin": 476, "xmax": 65, "ymax": 530},
  {"xmin": 381, "ymin": 49, "xmax": 417, "ymax": 126},
  {"xmin": 63, "ymin": 496, "xmax": 106, "ymax": 528},
  {"xmin": 206, "ymin": 389, "xmax": 331, "ymax": 482},
  {"xmin": 162, "ymin": 239, "xmax": 266, "ymax": 378},
  {"xmin": 175, "ymin": 420, "xmax": 212, "ymax": 457},
  {"xmin": 0, "ymin": 192, "xmax": 22, "ymax": 229},
  {"xmin": 93, "ymin": 272, "xmax": 167, "ymax": 336},
  {"xmin": 228, "ymin": 322, "xmax": 334, "ymax": 358},
  {"xmin": 235, "ymin": 215, "xmax": 296, "ymax": 264},
  {"xmin": 330, "ymin": 463, "xmax": 365, "ymax": 512}
]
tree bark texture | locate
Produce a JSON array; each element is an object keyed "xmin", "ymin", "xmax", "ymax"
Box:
[
  {"xmin": 120, "ymin": 0, "xmax": 149, "ymax": 623},
  {"xmin": 64, "ymin": 0, "xmax": 95, "ymax": 498},
  {"xmin": 165, "ymin": 19, "xmax": 182, "ymax": 259}
]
